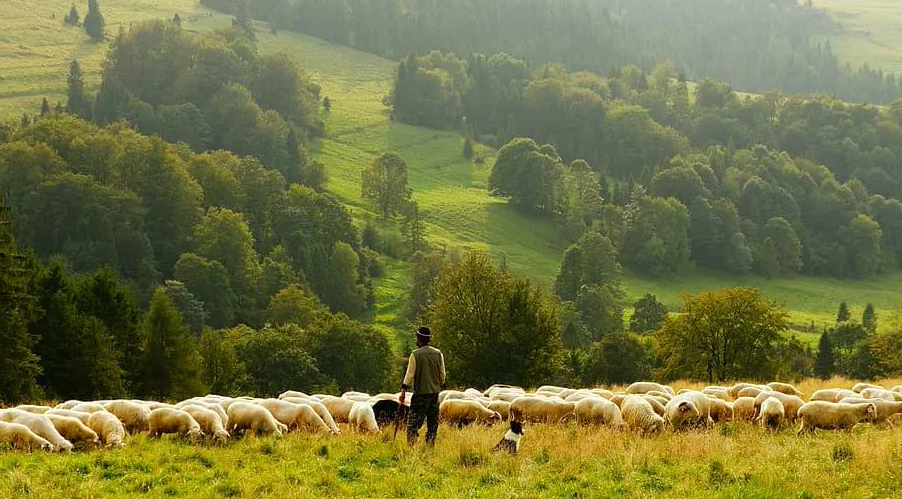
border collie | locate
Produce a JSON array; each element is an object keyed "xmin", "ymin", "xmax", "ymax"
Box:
[{"xmin": 492, "ymin": 420, "xmax": 524, "ymax": 454}]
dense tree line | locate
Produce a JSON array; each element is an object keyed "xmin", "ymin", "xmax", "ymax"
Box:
[
  {"xmin": 392, "ymin": 52, "xmax": 901, "ymax": 279},
  {"xmin": 203, "ymin": 0, "xmax": 899, "ymax": 104},
  {"xmin": 814, "ymin": 302, "xmax": 901, "ymax": 381},
  {"xmin": 0, "ymin": 115, "xmax": 374, "ymax": 327},
  {"xmin": 81, "ymin": 20, "xmax": 325, "ymax": 186},
  {"xmin": 0, "ymin": 197, "xmax": 396, "ymax": 402}
]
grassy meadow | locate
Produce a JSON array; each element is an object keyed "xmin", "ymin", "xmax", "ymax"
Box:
[
  {"xmin": 816, "ymin": 0, "xmax": 902, "ymax": 75},
  {"xmin": 1, "ymin": 377, "xmax": 900, "ymax": 499},
  {"xmin": 1, "ymin": 0, "xmax": 900, "ymax": 347}
]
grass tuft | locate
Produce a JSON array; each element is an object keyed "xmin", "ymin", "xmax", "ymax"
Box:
[{"xmin": 831, "ymin": 443, "xmax": 854, "ymax": 462}]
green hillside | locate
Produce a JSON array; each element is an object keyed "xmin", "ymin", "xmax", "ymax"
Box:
[
  {"xmin": 1, "ymin": 0, "xmax": 899, "ymax": 347},
  {"xmin": 817, "ymin": 0, "xmax": 902, "ymax": 75}
]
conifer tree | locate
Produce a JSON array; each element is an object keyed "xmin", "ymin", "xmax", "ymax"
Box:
[
  {"xmin": 84, "ymin": 0, "xmax": 105, "ymax": 42},
  {"xmin": 814, "ymin": 331, "xmax": 835, "ymax": 379}
]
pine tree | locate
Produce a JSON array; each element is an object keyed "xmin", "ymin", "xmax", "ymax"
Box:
[
  {"xmin": 140, "ymin": 287, "xmax": 201, "ymax": 399},
  {"xmin": 861, "ymin": 303, "xmax": 877, "ymax": 333},
  {"xmin": 0, "ymin": 204, "xmax": 41, "ymax": 401},
  {"xmin": 323, "ymin": 96, "xmax": 332, "ymax": 112},
  {"xmin": 400, "ymin": 198, "xmax": 426, "ymax": 254},
  {"xmin": 66, "ymin": 60, "xmax": 90, "ymax": 119},
  {"xmin": 40, "ymin": 98, "xmax": 50, "ymax": 117},
  {"xmin": 20, "ymin": 114, "xmax": 30, "ymax": 128},
  {"xmin": 84, "ymin": 0, "xmax": 105, "ymax": 42},
  {"xmin": 172, "ymin": 13, "xmax": 181, "ymax": 26},
  {"xmin": 231, "ymin": 0, "xmax": 255, "ymax": 40},
  {"xmin": 836, "ymin": 301, "xmax": 850, "ymax": 323},
  {"xmin": 463, "ymin": 135, "xmax": 474, "ymax": 159},
  {"xmin": 814, "ymin": 331, "xmax": 835, "ymax": 379},
  {"xmin": 65, "ymin": 4, "xmax": 80, "ymax": 25}
]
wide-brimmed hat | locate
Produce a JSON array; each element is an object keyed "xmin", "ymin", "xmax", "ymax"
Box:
[{"xmin": 415, "ymin": 326, "xmax": 432, "ymax": 338}]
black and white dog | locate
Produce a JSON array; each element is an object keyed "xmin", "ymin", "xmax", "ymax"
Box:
[{"xmin": 492, "ymin": 420, "xmax": 524, "ymax": 454}]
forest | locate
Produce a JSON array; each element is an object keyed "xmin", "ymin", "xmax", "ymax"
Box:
[{"xmin": 201, "ymin": 0, "xmax": 901, "ymax": 104}]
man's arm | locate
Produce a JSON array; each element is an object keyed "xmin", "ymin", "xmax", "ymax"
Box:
[{"xmin": 401, "ymin": 352, "xmax": 416, "ymax": 390}]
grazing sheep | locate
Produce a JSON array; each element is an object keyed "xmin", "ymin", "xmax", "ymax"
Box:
[
  {"xmin": 348, "ymin": 402, "xmax": 379, "ymax": 433},
  {"xmin": 671, "ymin": 391, "xmax": 714, "ymax": 427},
  {"xmin": 176, "ymin": 400, "xmax": 229, "ymax": 429},
  {"xmin": 14, "ymin": 405, "xmax": 51, "ymax": 414},
  {"xmin": 320, "ymin": 397, "xmax": 355, "ymax": 423},
  {"xmin": 148, "ymin": 408, "xmax": 203, "ymax": 441},
  {"xmin": 279, "ymin": 390, "xmax": 309, "ymax": 400},
  {"xmin": 590, "ymin": 388, "xmax": 616, "ymax": 399},
  {"xmin": 180, "ymin": 405, "xmax": 230, "ymax": 444},
  {"xmin": 142, "ymin": 401, "xmax": 175, "ymax": 411},
  {"xmin": 0, "ymin": 410, "xmax": 73, "ymax": 452},
  {"xmin": 70, "ymin": 402, "xmax": 106, "ymax": 414},
  {"xmin": 645, "ymin": 390, "xmax": 671, "ymax": 401},
  {"xmin": 509, "ymin": 396, "xmax": 576, "ymax": 423},
  {"xmin": 88, "ymin": 411, "xmax": 126, "ymax": 447},
  {"xmin": 852, "ymin": 383, "xmax": 883, "ymax": 393},
  {"xmin": 642, "ymin": 395, "xmax": 667, "ymax": 417},
  {"xmin": 757, "ymin": 397, "xmax": 785, "ymax": 430},
  {"xmin": 810, "ymin": 389, "xmax": 855, "ymax": 402},
  {"xmin": 564, "ymin": 390, "xmax": 596, "ymax": 403},
  {"xmin": 227, "ymin": 402, "xmax": 287, "ymax": 437},
  {"xmin": 54, "ymin": 400, "xmax": 83, "ymax": 410},
  {"xmin": 732, "ymin": 397, "xmax": 756, "ymax": 421},
  {"xmin": 489, "ymin": 391, "xmax": 524, "ymax": 403},
  {"xmin": 256, "ymin": 399, "xmax": 332, "ymax": 433},
  {"xmin": 737, "ymin": 387, "xmax": 765, "ymax": 399},
  {"xmin": 708, "ymin": 398, "xmax": 733, "ymax": 423},
  {"xmin": 484, "ymin": 384, "xmax": 524, "ymax": 397},
  {"xmin": 621, "ymin": 395, "xmax": 665, "ymax": 434},
  {"xmin": 702, "ymin": 388, "xmax": 732, "ymax": 402},
  {"xmin": 103, "ymin": 400, "xmax": 151, "ymax": 433},
  {"xmin": 0, "ymin": 421, "xmax": 53, "ymax": 451},
  {"xmin": 439, "ymin": 399, "xmax": 501, "ymax": 427},
  {"xmin": 574, "ymin": 397, "xmax": 624, "ymax": 427},
  {"xmin": 837, "ymin": 397, "xmax": 902, "ymax": 424},
  {"xmin": 664, "ymin": 395, "xmax": 701, "ymax": 429},
  {"xmin": 439, "ymin": 390, "xmax": 477, "ymax": 404},
  {"xmin": 536, "ymin": 385, "xmax": 567, "ymax": 394},
  {"xmin": 797, "ymin": 402, "xmax": 876, "ymax": 435},
  {"xmin": 626, "ymin": 382, "xmax": 673, "ymax": 396},
  {"xmin": 280, "ymin": 398, "xmax": 340, "ymax": 434},
  {"xmin": 858, "ymin": 388, "xmax": 896, "ymax": 401},
  {"xmin": 485, "ymin": 400, "xmax": 511, "ymax": 421},
  {"xmin": 767, "ymin": 382, "xmax": 804, "ymax": 397},
  {"xmin": 45, "ymin": 409, "xmax": 91, "ymax": 425},
  {"xmin": 753, "ymin": 391, "xmax": 805, "ymax": 421},
  {"xmin": 45, "ymin": 414, "xmax": 100, "ymax": 446},
  {"xmin": 728, "ymin": 383, "xmax": 767, "ymax": 399}
]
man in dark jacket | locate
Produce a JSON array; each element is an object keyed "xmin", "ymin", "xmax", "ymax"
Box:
[{"xmin": 400, "ymin": 326, "xmax": 446, "ymax": 446}]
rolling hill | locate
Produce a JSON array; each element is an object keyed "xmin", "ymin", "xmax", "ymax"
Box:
[{"xmin": 1, "ymin": 0, "xmax": 899, "ymax": 348}]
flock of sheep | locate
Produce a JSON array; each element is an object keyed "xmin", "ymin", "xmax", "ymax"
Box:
[{"xmin": 0, "ymin": 380, "xmax": 898, "ymax": 452}]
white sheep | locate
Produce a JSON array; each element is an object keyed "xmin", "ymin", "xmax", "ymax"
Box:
[
  {"xmin": 148, "ymin": 408, "xmax": 203, "ymax": 441},
  {"xmin": 858, "ymin": 388, "xmax": 896, "ymax": 401},
  {"xmin": 485, "ymin": 400, "xmax": 511, "ymax": 421},
  {"xmin": 509, "ymin": 396, "xmax": 575, "ymax": 423},
  {"xmin": 175, "ymin": 399, "xmax": 229, "ymax": 429},
  {"xmin": 837, "ymin": 397, "xmax": 902, "ymax": 424},
  {"xmin": 644, "ymin": 390, "xmax": 671, "ymax": 401},
  {"xmin": 757, "ymin": 397, "xmax": 785, "ymax": 430},
  {"xmin": 574, "ymin": 397, "xmax": 624, "ymax": 427},
  {"xmin": 626, "ymin": 382, "xmax": 673, "ymax": 396},
  {"xmin": 731, "ymin": 397, "xmax": 756, "ymax": 421},
  {"xmin": 621, "ymin": 395, "xmax": 665, "ymax": 434},
  {"xmin": 103, "ymin": 400, "xmax": 151, "ymax": 433},
  {"xmin": 14, "ymin": 405, "xmax": 52, "ymax": 414},
  {"xmin": 280, "ymin": 397, "xmax": 341, "ymax": 433},
  {"xmin": 642, "ymin": 395, "xmax": 667, "ymax": 417},
  {"xmin": 54, "ymin": 400, "xmax": 83, "ymax": 410},
  {"xmin": 753, "ymin": 391, "xmax": 805, "ymax": 421},
  {"xmin": 319, "ymin": 396, "xmax": 355, "ymax": 423},
  {"xmin": 797, "ymin": 401, "xmax": 876, "ymax": 435},
  {"xmin": 45, "ymin": 414, "xmax": 100, "ymax": 446},
  {"xmin": 45, "ymin": 408, "xmax": 92, "ymax": 425},
  {"xmin": 278, "ymin": 390, "xmax": 309, "ymax": 400},
  {"xmin": 0, "ymin": 409, "xmax": 73, "ymax": 452},
  {"xmin": 851, "ymin": 382, "xmax": 883, "ymax": 393},
  {"xmin": 701, "ymin": 388, "xmax": 731, "ymax": 401},
  {"xmin": 766, "ymin": 382, "xmax": 804, "ymax": 397},
  {"xmin": 737, "ymin": 386, "xmax": 765, "ymax": 399},
  {"xmin": 707, "ymin": 397, "xmax": 733, "ymax": 423},
  {"xmin": 664, "ymin": 395, "xmax": 701, "ymax": 429},
  {"xmin": 668, "ymin": 391, "xmax": 714, "ymax": 427},
  {"xmin": 227, "ymin": 401, "xmax": 286, "ymax": 437},
  {"xmin": 809, "ymin": 388, "xmax": 855, "ymax": 402},
  {"xmin": 0, "ymin": 420, "xmax": 53, "ymax": 451},
  {"xmin": 180, "ymin": 405, "xmax": 230, "ymax": 444},
  {"xmin": 255, "ymin": 399, "xmax": 332, "ymax": 433},
  {"xmin": 348, "ymin": 402, "xmax": 379, "ymax": 433},
  {"xmin": 88, "ymin": 411, "xmax": 126, "ymax": 447},
  {"xmin": 69, "ymin": 402, "xmax": 107, "ymax": 414},
  {"xmin": 439, "ymin": 399, "xmax": 501, "ymax": 426}
]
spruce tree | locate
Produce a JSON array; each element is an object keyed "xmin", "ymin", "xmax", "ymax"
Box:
[
  {"xmin": 0, "ymin": 204, "xmax": 41, "ymax": 401},
  {"xmin": 84, "ymin": 0, "xmax": 105, "ymax": 42},
  {"xmin": 140, "ymin": 287, "xmax": 201, "ymax": 399},
  {"xmin": 463, "ymin": 135, "xmax": 474, "ymax": 159},
  {"xmin": 40, "ymin": 98, "xmax": 50, "ymax": 117},
  {"xmin": 836, "ymin": 301, "xmax": 850, "ymax": 322},
  {"xmin": 172, "ymin": 13, "xmax": 181, "ymax": 26},
  {"xmin": 862, "ymin": 303, "xmax": 877, "ymax": 333},
  {"xmin": 323, "ymin": 96, "xmax": 332, "ymax": 112},
  {"xmin": 66, "ymin": 60, "xmax": 90, "ymax": 118},
  {"xmin": 231, "ymin": 0, "xmax": 255, "ymax": 40},
  {"xmin": 814, "ymin": 331, "xmax": 835, "ymax": 379},
  {"xmin": 65, "ymin": 4, "xmax": 80, "ymax": 25}
]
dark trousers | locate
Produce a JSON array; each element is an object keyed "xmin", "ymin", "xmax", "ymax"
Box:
[{"xmin": 406, "ymin": 393, "xmax": 439, "ymax": 445}]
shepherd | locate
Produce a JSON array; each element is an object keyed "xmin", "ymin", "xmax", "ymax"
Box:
[{"xmin": 399, "ymin": 326, "xmax": 447, "ymax": 446}]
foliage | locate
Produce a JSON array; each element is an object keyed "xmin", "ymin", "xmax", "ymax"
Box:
[
  {"xmin": 266, "ymin": 283, "xmax": 327, "ymax": 327},
  {"xmin": 582, "ymin": 333, "xmax": 653, "ymax": 385},
  {"xmin": 814, "ymin": 332, "xmax": 835, "ymax": 380},
  {"xmin": 235, "ymin": 323, "xmax": 321, "ymax": 396},
  {"xmin": 361, "ymin": 152, "xmax": 410, "ymax": 219},
  {"xmin": 140, "ymin": 287, "xmax": 202, "ymax": 399},
  {"xmin": 84, "ymin": 0, "xmax": 105, "ymax": 42},
  {"xmin": 629, "ymin": 293, "xmax": 668, "ymax": 334},
  {"xmin": 657, "ymin": 287, "xmax": 790, "ymax": 382},
  {"xmin": 66, "ymin": 60, "xmax": 91, "ymax": 119},
  {"xmin": 430, "ymin": 252, "xmax": 563, "ymax": 387},
  {"xmin": 304, "ymin": 314, "xmax": 396, "ymax": 393}
]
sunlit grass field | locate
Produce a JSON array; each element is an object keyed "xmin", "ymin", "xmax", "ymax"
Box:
[
  {"xmin": 1, "ymin": 377, "xmax": 899, "ymax": 499},
  {"xmin": 817, "ymin": 0, "xmax": 902, "ymax": 75},
  {"xmin": 1, "ymin": 0, "xmax": 899, "ymax": 348}
]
